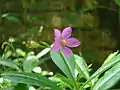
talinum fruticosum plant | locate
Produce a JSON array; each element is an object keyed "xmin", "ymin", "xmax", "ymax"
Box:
[
  {"xmin": 1, "ymin": 27, "xmax": 120, "ymax": 90},
  {"xmin": 50, "ymin": 27, "xmax": 120, "ymax": 90}
]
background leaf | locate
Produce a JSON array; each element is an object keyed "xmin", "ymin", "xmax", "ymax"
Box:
[
  {"xmin": 1, "ymin": 13, "xmax": 20, "ymax": 23},
  {"xmin": 0, "ymin": 59, "xmax": 20, "ymax": 71},
  {"xmin": 23, "ymin": 56, "xmax": 39, "ymax": 72},
  {"xmin": 114, "ymin": 0, "xmax": 120, "ymax": 7},
  {"xmin": 2, "ymin": 50, "xmax": 12, "ymax": 59}
]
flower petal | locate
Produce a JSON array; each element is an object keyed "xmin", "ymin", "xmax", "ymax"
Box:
[
  {"xmin": 54, "ymin": 29, "xmax": 61, "ymax": 40},
  {"xmin": 62, "ymin": 27, "xmax": 72, "ymax": 39},
  {"xmin": 52, "ymin": 41, "xmax": 60, "ymax": 52},
  {"xmin": 61, "ymin": 46, "xmax": 73, "ymax": 57},
  {"xmin": 66, "ymin": 38, "xmax": 80, "ymax": 47}
]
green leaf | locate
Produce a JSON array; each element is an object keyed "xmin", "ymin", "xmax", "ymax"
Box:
[
  {"xmin": 29, "ymin": 86, "xmax": 36, "ymax": 90},
  {"xmin": 102, "ymin": 51, "xmax": 119, "ymax": 66},
  {"xmin": 50, "ymin": 51, "xmax": 79, "ymax": 90},
  {"xmin": 51, "ymin": 74, "xmax": 74, "ymax": 89},
  {"xmin": 93, "ymin": 62, "xmax": 120, "ymax": 90},
  {"xmin": 2, "ymin": 50, "xmax": 12, "ymax": 59},
  {"xmin": 1, "ymin": 72, "xmax": 62, "ymax": 90},
  {"xmin": 115, "ymin": 0, "xmax": 120, "ymax": 7},
  {"xmin": 50, "ymin": 51, "xmax": 75, "ymax": 79},
  {"xmin": 16, "ymin": 48, "xmax": 26, "ymax": 57},
  {"xmin": 36, "ymin": 48, "xmax": 51, "ymax": 59},
  {"xmin": 74, "ymin": 55, "xmax": 90, "ymax": 80},
  {"xmin": 0, "ymin": 59, "xmax": 20, "ymax": 71},
  {"xmin": 40, "ymin": 41, "xmax": 50, "ymax": 47},
  {"xmin": 80, "ymin": 53, "xmax": 120, "ymax": 89},
  {"xmin": 2, "ymin": 13, "xmax": 20, "ymax": 23},
  {"xmin": 23, "ymin": 56, "xmax": 39, "ymax": 72}
]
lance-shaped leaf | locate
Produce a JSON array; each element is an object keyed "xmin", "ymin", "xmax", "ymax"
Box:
[
  {"xmin": 36, "ymin": 48, "xmax": 51, "ymax": 59},
  {"xmin": 102, "ymin": 50, "xmax": 119, "ymax": 66},
  {"xmin": 80, "ymin": 53, "xmax": 120, "ymax": 89},
  {"xmin": 1, "ymin": 72, "xmax": 62, "ymax": 90},
  {"xmin": 93, "ymin": 62, "xmax": 120, "ymax": 90},
  {"xmin": 50, "ymin": 51, "xmax": 75, "ymax": 79},
  {"xmin": 74, "ymin": 54, "xmax": 90, "ymax": 80},
  {"xmin": 50, "ymin": 51, "xmax": 78, "ymax": 90},
  {"xmin": 0, "ymin": 59, "xmax": 20, "ymax": 71}
]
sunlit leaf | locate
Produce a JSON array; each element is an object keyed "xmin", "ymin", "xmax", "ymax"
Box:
[
  {"xmin": 36, "ymin": 48, "xmax": 51, "ymax": 59},
  {"xmin": 33, "ymin": 67, "xmax": 41, "ymax": 73},
  {"xmin": 80, "ymin": 53, "xmax": 120, "ymax": 89},
  {"xmin": 74, "ymin": 54, "xmax": 90, "ymax": 80},
  {"xmin": 93, "ymin": 62, "xmax": 120, "ymax": 90},
  {"xmin": 50, "ymin": 51, "xmax": 79, "ymax": 89},
  {"xmin": 50, "ymin": 51, "xmax": 75, "ymax": 79},
  {"xmin": 102, "ymin": 50, "xmax": 119, "ymax": 66}
]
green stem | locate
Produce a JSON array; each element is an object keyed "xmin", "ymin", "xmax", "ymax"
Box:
[
  {"xmin": 59, "ymin": 51, "xmax": 79, "ymax": 90},
  {"xmin": 77, "ymin": 64, "xmax": 92, "ymax": 82}
]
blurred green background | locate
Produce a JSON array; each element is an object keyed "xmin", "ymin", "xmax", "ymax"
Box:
[{"xmin": 0, "ymin": 0, "xmax": 119, "ymax": 68}]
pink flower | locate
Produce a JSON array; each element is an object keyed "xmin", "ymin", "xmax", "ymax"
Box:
[{"xmin": 52, "ymin": 27, "xmax": 80, "ymax": 57}]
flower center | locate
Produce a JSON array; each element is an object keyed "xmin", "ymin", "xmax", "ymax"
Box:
[{"xmin": 61, "ymin": 39, "xmax": 66, "ymax": 46}]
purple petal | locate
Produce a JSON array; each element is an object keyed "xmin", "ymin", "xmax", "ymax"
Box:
[
  {"xmin": 61, "ymin": 46, "xmax": 73, "ymax": 57},
  {"xmin": 54, "ymin": 29, "xmax": 61, "ymax": 40},
  {"xmin": 62, "ymin": 27, "xmax": 72, "ymax": 39},
  {"xmin": 66, "ymin": 38, "xmax": 80, "ymax": 47},
  {"xmin": 52, "ymin": 41, "xmax": 60, "ymax": 51}
]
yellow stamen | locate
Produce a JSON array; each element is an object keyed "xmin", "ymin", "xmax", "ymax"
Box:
[{"xmin": 61, "ymin": 40, "xmax": 66, "ymax": 45}]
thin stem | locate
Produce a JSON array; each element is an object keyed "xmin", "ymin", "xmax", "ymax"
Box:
[
  {"xmin": 77, "ymin": 64, "xmax": 92, "ymax": 82},
  {"xmin": 59, "ymin": 51, "xmax": 79, "ymax": 90}
]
